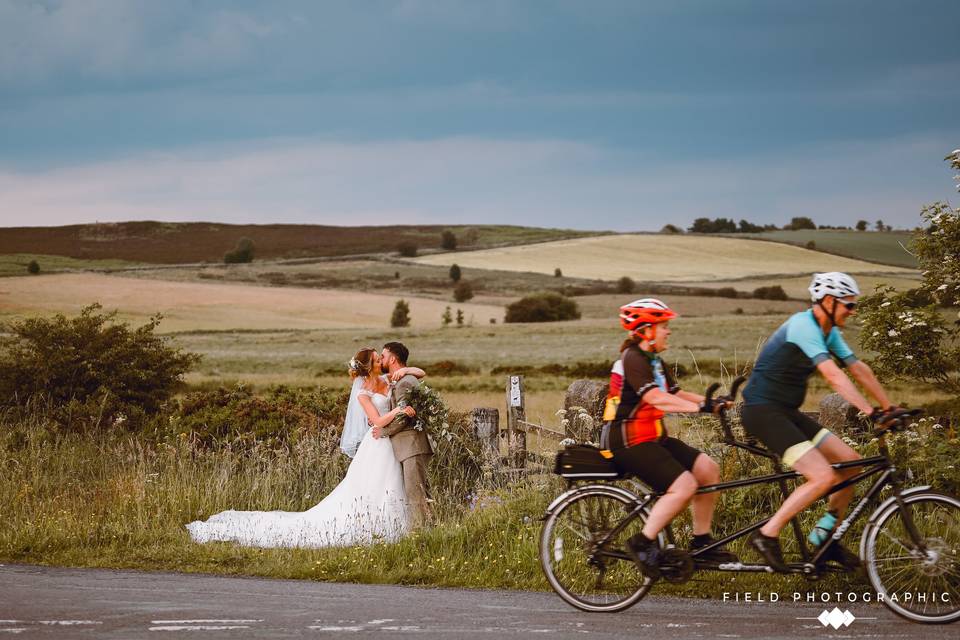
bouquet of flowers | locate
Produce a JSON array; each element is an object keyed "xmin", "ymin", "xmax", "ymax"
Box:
[{"xmin": 397, "ymin": 384, "xmax": 448, "ymax": 433}]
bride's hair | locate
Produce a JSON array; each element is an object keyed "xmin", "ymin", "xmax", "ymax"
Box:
[{"xmin": 348, "ymin": 347, "xmax": 377, "ymax": 379}]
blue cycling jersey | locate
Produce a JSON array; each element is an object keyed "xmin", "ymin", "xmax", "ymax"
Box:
[{"xmin": 743, "ymin": 309, "xmax": 858, "ymax": 409}]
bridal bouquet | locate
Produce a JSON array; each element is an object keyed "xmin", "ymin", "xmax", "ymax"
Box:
[{"xmin": 398, "ymin": 384, "xmax": 448, "ymax": 433}]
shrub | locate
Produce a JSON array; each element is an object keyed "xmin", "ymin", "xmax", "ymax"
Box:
[
  {"xmin": 441, "ymin": 230, "xmax": 458, "ymax": 250},
  {"xmin": 805, "ymin": 240, "xmax": 816, "ymax": 250},
  {"xmin": 660, "ymin": 224, "xmax": 682, "ymax": 234},
  {"xmin": 715, "ymin": 287, "xmax": 739, "ymax": 298},
  {"xmin": 159, "ymin": 384, "xmax": 349, "ymax": 450},
  {"xmin": 398, "ymin": 242, "xmax": 418, "ymax": 257},
  {"xmin": 505, "ymin": 292, "xmax": 581, "ymax": 323},
  {"xmin": 453, "ymin": 281, "xmax": 474, "ymax": 302},
  {"xmin": 554, "ymin": 268, "xmax": 562, "ymax": 277},
  {"xmin": 390, "ymin": 299, "xmax": 411, "ymax": 327},
  {"xmin": 26, "ymin": 260, "xmax": 40, "ymax": 275},
  {"xmin": 617, "ymin": 276, "xmax": 635, "ymax": 294},
  {"xmin": 224, "ymin": 237, "xmax": 255, "ymax": 264},
  {"xmin": 0, "ymin": 304, "xmax": 200, "ymax": 430},
  {"xmin": 856, "ymin": 220, "xmax": 868, "ymax": 231},
  {"xmin": 456, "ymin": 309, "xmax": 465, "ymax": 326},
  {"xmin": 441, "ymin": 306, "xmax": 453, "ymax": 326},
  {"xmin": 752, "ymin": 285, "xmax": 788, "ymax": 300},
  {"xmin": 449, "ymin": 264, "xmax": 462, "ymax": 282}
]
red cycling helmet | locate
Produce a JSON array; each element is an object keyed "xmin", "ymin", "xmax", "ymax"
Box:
[{"xmin": 619, "ymin": 298, "xmax": 678, "ymax": 332}]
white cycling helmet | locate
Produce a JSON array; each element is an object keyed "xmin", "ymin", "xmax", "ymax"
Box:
[{"xmin": 808, "ymin": 272, "xmax": 860, "ymax": 302}]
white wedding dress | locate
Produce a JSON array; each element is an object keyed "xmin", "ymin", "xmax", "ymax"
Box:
[{"xmin": 186, "ymin": 389, "xmax": 409, "ymax": 548}]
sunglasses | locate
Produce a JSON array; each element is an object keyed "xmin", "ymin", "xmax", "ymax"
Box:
[{"xmin": 839, "ymin": 300, "xmax": 858, "ymax": 311}]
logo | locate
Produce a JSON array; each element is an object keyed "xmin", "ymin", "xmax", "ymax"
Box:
[{"xmin": 817, "ymin": 608, "xmax": 855, "ymax": 629}]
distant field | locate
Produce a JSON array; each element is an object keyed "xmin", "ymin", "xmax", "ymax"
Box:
[
  {"xmin": 412, "ymin": 234, "xmax": 916, "ymax": 282},
  {"xmin": 575, "ymin": 293, "xmax": 804, "ymax": 319},
  {"xmin": 734, "ymin": 230, "xmax": 917, "ymax": 268},
  {"xmin": 0, "ymin": 273, "xmax": 504, "ymax": 332},
  {"xmin": 686, "ymin": 273, "xmax": 923, "ymax": 300},
  {"xmin": 0, "ymin": 221, "xmax": 605, "ymax": 264},
  {"xmin": 0, "ymin": 253, "xmax": 141, "ymax": 277}
]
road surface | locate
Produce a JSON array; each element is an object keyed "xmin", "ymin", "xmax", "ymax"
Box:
[{"xmin": 0, "ymin": 564, "xmax": 954, "ymax": 639}]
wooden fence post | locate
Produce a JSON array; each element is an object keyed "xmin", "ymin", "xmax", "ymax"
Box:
[
  {"xmin": 470, "ymin": 407, "xmax": 500, "ymax": 469},
  {"xmin": 505, "ymin": 375, "xmax": 527, "ymax": 468}
]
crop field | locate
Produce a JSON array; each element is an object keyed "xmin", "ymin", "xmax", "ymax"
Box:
[
  {"xmin": 0, "ymin": 273, "xmax": 504, "ymax": 332},
  {"xmin": 734, "ymin": 229, "xmax": 917, "ymax": 268},
  {"xmin": 685, "ymin": 273, "xmax": 923, "ymax": 300},
  {"xmin": 411, "ymin": 234, "xmax": 916, "ymax": 282},
  {"xmin": 0, "ymin": 253, "xmax": 140, "ymax": 277}
]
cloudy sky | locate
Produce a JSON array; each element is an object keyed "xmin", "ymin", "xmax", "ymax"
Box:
[{"xmin": 1, "ymin": 0, "xmax": 958, "ymax": 230}]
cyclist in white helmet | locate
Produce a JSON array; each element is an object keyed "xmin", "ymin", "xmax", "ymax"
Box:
[{"xmin": 741, "ymin": 272, "xmax": 902, "ymax": 572}]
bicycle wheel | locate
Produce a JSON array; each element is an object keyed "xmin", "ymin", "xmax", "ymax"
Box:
[
  {"xmin": 540, "ymin": 485, "xmax": 654, "ymax": 612},
  {"xmin": 863, "ymin": 492, "xmax": 960, "ymax": 624}
]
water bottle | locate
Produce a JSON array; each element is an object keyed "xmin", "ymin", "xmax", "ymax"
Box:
[{"xmin": 807, "ymin": 512, "xmax": 837, "ymax": 547}]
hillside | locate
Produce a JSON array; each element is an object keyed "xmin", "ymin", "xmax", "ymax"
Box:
[
  {"xmin": 0, "ymin": 222, "xmax": 606, "ymax": 264},
  {"xmin": 732, "ymin": 229, "xmax": 917, "ymax": 268},
  {"xmin": 412, "ymin": 234, "xmax": 916, "ymax": 282}
]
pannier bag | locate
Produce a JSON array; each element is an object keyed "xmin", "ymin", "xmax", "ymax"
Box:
[{"xmin": 554, "ymin": 444, "xmax": 621, "ymax": 480}]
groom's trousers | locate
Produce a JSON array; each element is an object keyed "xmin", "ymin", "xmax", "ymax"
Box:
[{"xmin": 402, "ymin": 453, "xmax": 433, "ymax": 528}]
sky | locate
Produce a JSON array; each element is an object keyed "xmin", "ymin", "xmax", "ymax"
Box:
[{"xmin": 0, "ymin": 0, "xmax": 958, "ymax": 230}]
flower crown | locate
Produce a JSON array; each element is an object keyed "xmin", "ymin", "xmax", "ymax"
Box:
[{"xmin": 347, "ymin": 357, "xmax": 362, "ymax": 373}]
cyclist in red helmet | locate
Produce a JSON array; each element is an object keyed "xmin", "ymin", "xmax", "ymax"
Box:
[{"xmin": 602, "ymin": 298, "xmax": 736, "ymax": 579}]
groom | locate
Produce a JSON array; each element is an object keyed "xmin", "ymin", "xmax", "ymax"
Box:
[{"xmin": 374, "ymin": 341, "xmax": 433, "ymax": 528}]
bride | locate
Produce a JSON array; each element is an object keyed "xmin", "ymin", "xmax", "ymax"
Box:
[{"xmin": 185, "ymin": 347, "xmax": 423, "ymax": 548}]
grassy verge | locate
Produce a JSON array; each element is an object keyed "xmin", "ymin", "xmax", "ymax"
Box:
[{"xmin": 1, "ymin": 408, "xmax": 901, "ymax": 599}]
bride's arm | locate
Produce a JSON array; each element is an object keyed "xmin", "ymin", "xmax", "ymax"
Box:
[
  {"xmin": 357, "ymin": 394, "xmax": 415, "ymax": 428},
  {"xmin": 389, "ymin": 366, "xmax": 425, "ymax": 382}
]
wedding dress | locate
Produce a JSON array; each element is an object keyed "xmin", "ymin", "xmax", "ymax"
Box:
[{"xmin": 186, "ymin": 383, "xmax": 408, "ymax": 548}]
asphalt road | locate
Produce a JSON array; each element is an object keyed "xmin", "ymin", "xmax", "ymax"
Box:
[{"xmin": 0, "ymin": 564, "xmax": 955, "ymax": 639}]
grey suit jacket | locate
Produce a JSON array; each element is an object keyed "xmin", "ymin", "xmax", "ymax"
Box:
[{"xmin": 381, "ymin": 373, "xmax": 433, "ymax": 462}]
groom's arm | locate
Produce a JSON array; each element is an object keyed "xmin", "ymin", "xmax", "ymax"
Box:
[{"xmin": 380, "ymin": 375, "xmax": 419, "ymax": 437}]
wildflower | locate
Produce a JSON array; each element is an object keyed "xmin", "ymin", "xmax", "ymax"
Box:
[{"xmin": 887, "ymin": 329, "xmax": 899, "ymax": 337}]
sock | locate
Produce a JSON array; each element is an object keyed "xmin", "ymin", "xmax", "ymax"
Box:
[
  {"xmin": 691, "ymin": 533, "xmax": 712, "ymax": 548},
  {"xmin": 807, "ymin": 511, "xmax": 838, "ymax": 547}
]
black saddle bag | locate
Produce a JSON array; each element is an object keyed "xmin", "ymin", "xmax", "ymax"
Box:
[{"xmin": 554, "ymin": 444, "xmax": 621, "ymax": 480}]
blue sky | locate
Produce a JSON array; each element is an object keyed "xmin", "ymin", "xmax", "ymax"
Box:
[{"xmin": 0, "ymin": 0, "xmax": 957, "ymax": 230}]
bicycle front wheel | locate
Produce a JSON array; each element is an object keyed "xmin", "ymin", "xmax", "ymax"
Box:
[
  {"xmin": 539, "ymin": 485, "xmax": 654, "ymax": 612},
  {"xmin": 863, "ymin": 492, "xmax": 960, "ymax": 624}
]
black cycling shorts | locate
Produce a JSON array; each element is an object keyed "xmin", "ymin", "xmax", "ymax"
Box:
[
  {"xmin": 740, "ymin": 403, "xmax": 832, "ymax": 468},
  {"xmin": 609, "ymin": 436, "xmax": 703, "ymax": 493}
]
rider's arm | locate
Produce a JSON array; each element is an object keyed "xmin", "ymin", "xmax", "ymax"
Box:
[
  {"xmin": 674, "ymin": 389, "xmax": 705, "ymax": 404},
  {"xmin": 847, "ymin": 360, "xmax": 892, "ymax": 410},
  {"xmin": 357, "ymin": 393, "xmax": 414, "ymax": 428},
  {"xmin": 644, "ymin": 388, "xmax": 701, "ymax": 413},
  {"xmin": 816, "ymin": 359, "xmax": 874, "ymax": 413}
]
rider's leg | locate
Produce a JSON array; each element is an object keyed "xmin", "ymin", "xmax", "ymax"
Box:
[
  {"xmin": 641, "ymin": 471, "xmax": 697, "ymax": 539},
  {"xmin": 815, "ymin": 434, "xmax": 862, "ymax": 517},
  {"xmin": 759, "ymin": 447, "xmax": 839, "ymax": 537},
  {"xmin": 688, "ymin": 454, "xmax": 720, "ymax": 536}
]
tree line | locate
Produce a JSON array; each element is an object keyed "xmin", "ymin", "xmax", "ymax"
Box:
[{"xmin": 667, "ymin": 217, "xmax": 896, "ymax": 234}]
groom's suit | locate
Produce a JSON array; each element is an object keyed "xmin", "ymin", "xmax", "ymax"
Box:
[{"xmin": 381, "ymin": 373, "xmax": 433, "ymax": 527}]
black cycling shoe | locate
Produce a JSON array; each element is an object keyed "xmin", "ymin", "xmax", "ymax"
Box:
[
  {"xmin": 819, "ymin": 542, "xmax": 861, "ymax": 570},
  {"xmin": 748, "ymin": 531, "xmax": 791, "ymax": 573},
  {"xmin": 626, "ymin": 534, "xmax": 662, "ymax": 580},
  {"xmin": 690, "ymin": 536, "xmax": 738, "ymax": 565}
]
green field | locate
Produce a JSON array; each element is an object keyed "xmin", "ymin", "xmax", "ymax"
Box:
[
  {"xmin": 734, "ymin": 230, "xmax": 917, "ymax": 268},
  {"xmin": 0, "ymin": 253, "xmax": 141, "ymax": 277}
]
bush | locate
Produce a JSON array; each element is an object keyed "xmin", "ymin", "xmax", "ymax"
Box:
[
  {"xmin": 449, "ymin": 264, "xmax": 462, "ymax": 282},
  {"xmin": 0, "ymin": 304, "xmax": 200, "ymax": 430},
  {"xmin": 398, "ymin": 242, "xmax": 418, "ymax": 257},
  {"xmin": 441, "ymin": 230, "xmax": 458, "ymax": 250},
  {"xmin": 224, "ymin": 237, "xmax": 255, "ymax": 264},
  {"xmin": 616, "ymin": 276, "xmax": 635, "ymax": 294},
  {"xmin": 715, "ymin": 287, "xmax": 739, "ymax": 299},
  {"xmin": 26, "ymin": 260, "xmax": 40, "ymax": 275},
  {"xmin": 554, "ymin": 268, "xmax": 562, "ymax": 277},
  {"xmin": 159, "ymin": 384, "xmax": 349, "ymax": 450},
  {"xmin": 504, "ymin": 292, "xmax": 581, "ymax": 323},
  {"xmin": 752, "ymin": 285, "xmax": 788, "ymax": 300},
  {"xmin": 660, "ymin": 224, "xmax": 682, "ymax": 234},
  {"xmin": 856, "ymin": 220, "xmax": 868, "ymax": 231},
  {"xmin": 805, "ymin": 240, "xmax": 816, "ymax": 250},
  {"xmin": 441, "ymin": 306, "xmax": 453, "ymax": 326},
  {"xmin": 453, "ymin": 281, "xmax": 474, "ymax": 303},
  {"xmin": 391, "ymin": 299, "xmax": 411, "ymax": 327}
]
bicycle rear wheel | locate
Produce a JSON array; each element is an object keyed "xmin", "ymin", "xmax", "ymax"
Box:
[
  {"xmin": 539, "ymin": 485, "xmax": 654, "ymax": 612},
  {"xmin": 863, "ymin": 492, "xmax": 960, "ymax": 624}
]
